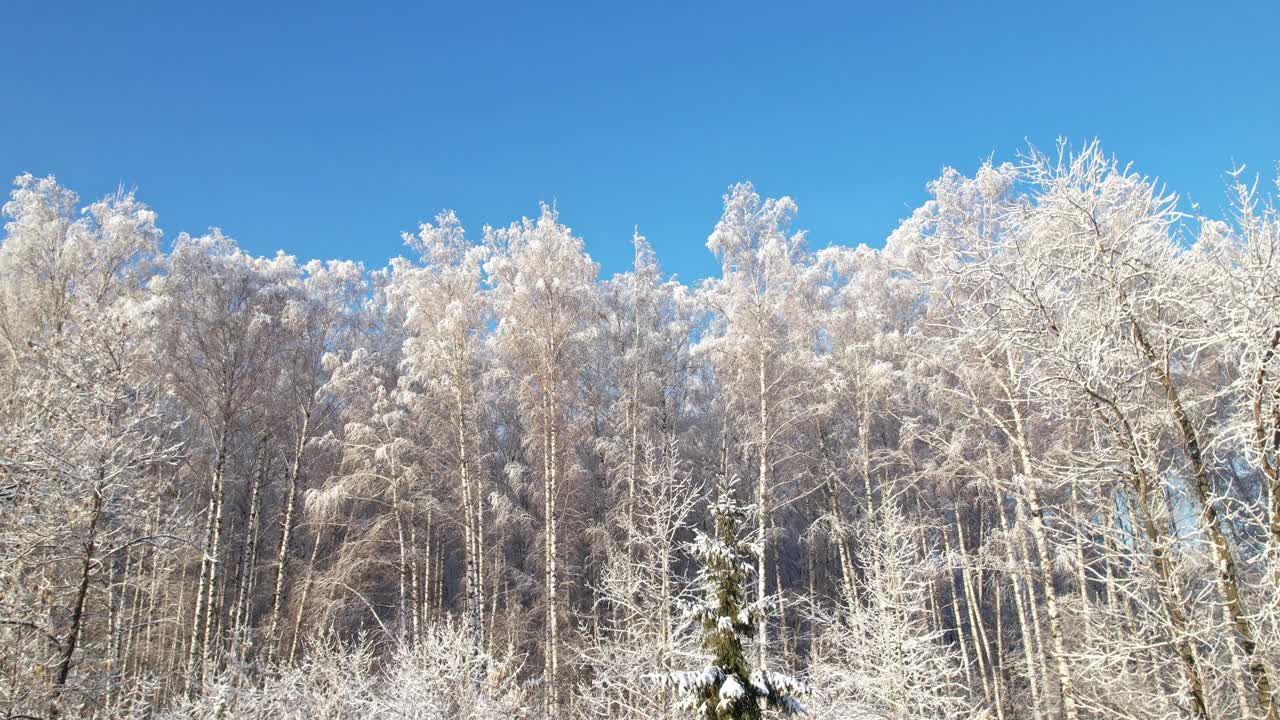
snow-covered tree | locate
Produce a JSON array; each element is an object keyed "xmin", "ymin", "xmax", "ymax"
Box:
[
  {"xmin": 697, "ymin": 183, "xmax": 828, "ymax": 669},
  {"xmin": 574, "ymin": 440, "xmax": 703, "ymax": 720},
  {"xmin": 660, "ymin": 475, "xmax": 805, "ymax": 719},
  {"xmin": 146, "ymin": 232, "xmax": 300, "ymax": 690},
  {"xmin": 484, "ymin": 203, "xmax": 598, "ymax": 717},
  {"xmin": 261, "ymin": 258, "xmax": 365, "ymax": 661},
  {"xmin": 808, "ymin": 503, "xmax": 983, "ymax": 720},
  {"xmin": 0, "ymin": 176, "xmax": 186, "ymax": 718},
  {"xmin": 392, "ymin": 210, "xmax": 491, "ymax": 649}
]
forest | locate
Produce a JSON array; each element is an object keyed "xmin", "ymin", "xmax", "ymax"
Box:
[{"xmin": 4, "ymin": 141, "xmax": 1280, "ymax": 720}]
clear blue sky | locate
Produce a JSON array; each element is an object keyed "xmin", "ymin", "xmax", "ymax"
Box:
[{"xmin": 4, "ymin": 1, "xmax": 1278, "ymax": 281}]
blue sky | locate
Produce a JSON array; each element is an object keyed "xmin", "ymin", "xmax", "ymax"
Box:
[{"xmin": 4, "ymin": 1, "xmax": 1278, "ymax": 281}]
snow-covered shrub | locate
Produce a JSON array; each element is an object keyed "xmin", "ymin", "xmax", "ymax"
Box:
[
  {"xmin": 373, "ymin": 619, "xmax": 531, "ymax": 719},
  {"xmin": 161, "ymin": 634, "xmax": 377, "ymax": 720},
  {"xmin": 159, "ymin": 622, "xmax": 530, "ymax": 720}
]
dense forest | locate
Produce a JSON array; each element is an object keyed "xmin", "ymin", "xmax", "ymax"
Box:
[{"xmin": 5, "ymin": 141, "xmax": 1280, "ymax": 720}]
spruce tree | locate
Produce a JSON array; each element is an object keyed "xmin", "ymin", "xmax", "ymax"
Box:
[{"xmin": 660, "ymin": 475, "xmax": 805, "ymax": 719}]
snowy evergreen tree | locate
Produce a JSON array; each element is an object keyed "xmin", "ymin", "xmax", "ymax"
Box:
[{"xmin": 660, "ymin": 475, "xmax": 805, "ymax": 720}]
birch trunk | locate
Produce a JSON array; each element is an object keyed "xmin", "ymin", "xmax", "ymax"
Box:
[
  {"xmin": 410, "ymin": 520, "xmax": 421, "ymax": 644},
  {"xmin": 267, "ymin": 412, "xmax": 309, "ymax": 662},
  {"xmin": 1016, "ymin": 484, "xmax": 1078, "ymax": 720},
  {"xmin": 49, "ymin": 487, "xmax": 102, "ymax": 719},
  {"xmin": 860, "ymin": 389, "xmax": 874, "ymax": 521},
  {"xmin": 456, "ymin": 368, "xmax": 483, "ymax": 649},
  {"xmin": 944, "ymin": 533, "xmax": 976, "ymax": 691},
  {"xmin": 546, "ymin": 384, "xmax": 561, "ymax": 717},
  {"xmin": 993, "ymin": 564, "xmax": 1007, "ymax": 720},
  {"xmin": 955, "ymin": 519, "xmax": 994, "ymax": 705},
  {"xmin": 1134, "ymin": 324, "xmax": 1278, "ymax": 720},
  {"xmin": 756, "ymin": 345, "xmax": 770, "ymax": 668},
  {"xmin": 186, "ymin": 428, "xmax": 227, "ymax": 691},
  {"xmin": 233, "ymin": 441, "xmax": 268, "ymax": 645},
  {"xmin": 999, "ymin": 495, "xmax": 1044, "ymax": 720},
  {"xmin": 826, "ymin": 471, "xmax": 857, "ymax": 612},
  {"xmin": 1251, "ymin": 326, "xmax": 1280, "ymax": 545},
  {"xmin": 422, "ymin": 510, "xmax": 433, "ymax": 630},
  {"xmin": 1003, "ymin": 351, "xmax": 1078, "ymax": 720},
  {"xmin": 199, "ymin": 442, "xmax": 228, "ymax": 686},
  {"xmin": 1092, "ymin": 394, "xmax": 1213, "ymax": 720},
  {"xmin": 287, "ymin": 530, "xmax": 323, "ymax": 665},
  {"xmin": 1069, "ymin": 484, "xmax": 1090, "ymax": 617},
  {"xmin": 394, "ymin": 487, "xmax": 410, "ymax": 640}
]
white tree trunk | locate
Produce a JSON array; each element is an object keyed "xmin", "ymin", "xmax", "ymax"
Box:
[
  {"xmin": 267, "ymin": 412, "xmax": 309, "ymax": 662},
  {"xmin": 756, "ymin": 346, "xmax": 770, "ymax": 668}
]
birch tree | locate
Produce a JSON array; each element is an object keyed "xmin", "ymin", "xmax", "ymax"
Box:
[
  {"xmin": 393, "ymin": 210, "xmax": 491, "ymax": 650},
  {"xmin": 698, "ymin": 183, "xmax": 825, "ymax": 668},
  {"xmin": 485, "ymin": 204, "xmax": 598, "ymax": 717},
  {"xmin": 147, "ymin": 232, "xmax": 295, "ymax": 690},
  {"xmin": 0, "ymin": 175, "xmax": 185, "ymax": 718}
]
